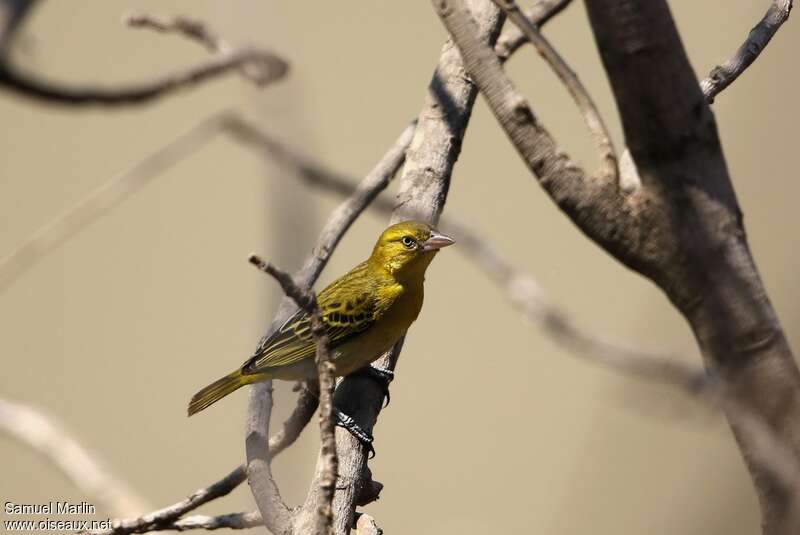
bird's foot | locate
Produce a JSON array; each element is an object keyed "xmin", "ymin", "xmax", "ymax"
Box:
[
  {"xmin": 351, "ymin": 365, "xmax": 395, "ymax": 407},
  {"xmin": 335, "ymin": 410, "xmax": 375, "ymax": 458}
]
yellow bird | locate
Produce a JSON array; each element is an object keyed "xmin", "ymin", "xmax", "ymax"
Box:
[{"xmin": 188, "ymin": 220, "xmax": 454, "ymax": 416}]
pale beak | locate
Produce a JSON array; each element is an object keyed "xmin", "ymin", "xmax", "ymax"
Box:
[{"xmin": 421, "ymin": 230, "xmax": 455, "ymax": 251}]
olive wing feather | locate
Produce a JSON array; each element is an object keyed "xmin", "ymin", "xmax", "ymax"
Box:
[{"xmin": 241, "ymin": 265, "xmax": 380, "ymax": 373}]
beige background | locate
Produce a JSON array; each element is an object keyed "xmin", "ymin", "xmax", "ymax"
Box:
[{"xmin": 1, "ymin": 1, "xmax": 798, "ymax": 534}]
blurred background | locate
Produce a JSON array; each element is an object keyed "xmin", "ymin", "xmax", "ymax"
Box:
[{"xmin": 1, "ymin": 1, "xmax": 797, "ymax": 534}]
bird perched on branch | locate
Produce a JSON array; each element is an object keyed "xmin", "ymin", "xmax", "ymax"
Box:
[{"xmin": 188, "ymin": 220, "xmax": 454, "ymax": 416}]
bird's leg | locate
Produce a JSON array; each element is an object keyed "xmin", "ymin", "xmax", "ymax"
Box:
[
  {"xmin": 299, "ymin": 379, "xmax": 377, "ymax": 457},
  {"xmin": 334, "ymin": 410, "xmax": 375, "ymax": 458},
  {"xmin": 349, "ymin": 365, "xmax": 395, "ymax": 407}
]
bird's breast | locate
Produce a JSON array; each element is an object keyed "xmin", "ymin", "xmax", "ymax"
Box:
[{"xmin": 331, "ymin": 283, "xmax": 424, "ymax": 376}]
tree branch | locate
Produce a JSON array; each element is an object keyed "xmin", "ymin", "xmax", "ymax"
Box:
[
  {"xmin": 0, "ymin": 8, "xmax": 287, "ymax": 105},
  {"xmin": 123, "ymin": 12, "xmax": 274, "ymax": 86},
  {"xmin": 0, "ymin": 45, "xmax": 287, "ymax": 105},
  {"xmin": 701, "ymin": 0, "xmax": 793, "ymax": 102},
  {"xmin": 247, "ymin": 257, "xmax": 338, "ymax": 535},
  {"xmin": 491, "ymin": 0, "xmax": 617, "ymax": 180}
]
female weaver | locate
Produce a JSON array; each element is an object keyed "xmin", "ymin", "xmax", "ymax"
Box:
[{"xmin": 188, "ymin": 220, "xmax": 454, "ymax": 416}]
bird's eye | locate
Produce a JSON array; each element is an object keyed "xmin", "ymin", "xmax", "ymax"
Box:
[{"xmin": 401, "ymin": 236, "xmax": 416, "ymax": 249}]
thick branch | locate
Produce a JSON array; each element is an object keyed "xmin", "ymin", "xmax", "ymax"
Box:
[
  {"xmin": 492, "ymin": 0, "xmax": 617, "ymax": 180},
  {"xmin": 701, "ymin": 0, "xmax": 793, "ymax": 102}
]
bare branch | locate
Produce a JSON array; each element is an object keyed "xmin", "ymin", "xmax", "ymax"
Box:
[
  {"xmin": 247, "ymin": 257, "xmax": 337, "ymax": 535},
  {"xmin": 0, "ymin": 399, "xmax": 148, "ymax": 518},
  {"xmin": 164, "ymin": 512, "xmax": 261, "ymax": 532},
  {"xmin": 123, "ymin": 12, "xmax": 229, "ymax": 54},
  {"xmin": 123, "ymin": 12, "xmax": 273, "ymax": 86},
  {"xmin": 431, "ymin": 0, "xmax": 626, "ymax": 256},
  {"xmin": 0, "ymin": 9, "xmax": 287, "ymax": 105},
  {"xmin": 0, "ymin": 45, "xmax": 287, "ymax": 105},
  {"xmin": 494, "ymin": 0, "xmax": 573, "ymax": 61},
  {"xmin": 491, "ymin": 0, "xmax": 618, "ymax": 180},
  {"xmin": 701, "ymin": 0, "xmax": 793, "ymax": 102},
  {"xmin": 245, "ymin": 382, "xmax": 293, "ymax": 535},
  {"xmin": 103, "ymin": 512, "xmax": 262, "ymax": 533},
  {"xmin": 86, "ymin": 466, "xmax": 245, "ymax": 535}
]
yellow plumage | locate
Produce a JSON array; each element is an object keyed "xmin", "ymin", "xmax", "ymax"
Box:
[{"xmin": 188, "ymin": 220, "xmax": 454, "ymax": 416}]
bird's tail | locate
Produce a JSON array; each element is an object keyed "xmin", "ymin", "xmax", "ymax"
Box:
[{"xmin": 188, "ymin": 370, "xmax": 255, "ymax": 416}]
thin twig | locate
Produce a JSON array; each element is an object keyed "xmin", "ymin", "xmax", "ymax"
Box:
[
  {"xmin": 123, "ymin": 12, "xmax": 271, "ymax": 86},
  {"xmin": 123, "ymin": 12, "xmax": 229, "ymax": 54},
  {"xmin": 248, "ymin": 257, "xmax": 338, "ymax": 535},
  {"xmin": 85, "ymin": 466, "xmax": 244, "ymax": 535},
  {"xmin": 0, "ymin": 399, "xmax": 148, "ymax": 518},
  {"xmin": 126, "ymin": 511, "xmax": 262, "ymax": 533},
  {"xmin": 493, "ymin": 0, "xmax": 574, "ymax": 61},
  {"xmin": 492, "ymin": 0, "xmax": 618, "ymax": 180},
  {"xmin": 701, "ymin": 0, "xmax": 793, "ymax": 102}
]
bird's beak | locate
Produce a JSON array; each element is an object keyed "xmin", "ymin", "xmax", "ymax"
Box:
[{"xmin": 421, "ymin": 231, "xmax": 455, "ymax": 251}]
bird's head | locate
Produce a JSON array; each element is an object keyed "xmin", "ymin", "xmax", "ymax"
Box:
[{"xmin": 369, "ymin": 220, "xmax": 455, "ymax": 282}]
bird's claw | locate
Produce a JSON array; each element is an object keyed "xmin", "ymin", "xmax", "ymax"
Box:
[
  {"xmin": 335, "ymin": 410, "xmax": 375, "ymax": 458},
  {"xmin": 353, "ymin": 365, "xmax": 395, "ymax": 407}
]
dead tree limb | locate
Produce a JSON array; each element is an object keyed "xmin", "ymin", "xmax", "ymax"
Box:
[{"xmin": 701, "ymin": 0, "xmax": 793, "ymax": 102}]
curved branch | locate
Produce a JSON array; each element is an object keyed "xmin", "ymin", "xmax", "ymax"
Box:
[
  {"xmin": 493, "ymin": 0, "xmax": 573, "ymax": 61},
  {"xmin": 492, "ymin": 0, "xmax": 618, "ymax": 180},
  {"xmin": 701, "ymin": 0, "xmax": 793, "ymax": 102},
  {"xmin": 0, "ymin": 45, "xmax": 287, "ymax": 106}
]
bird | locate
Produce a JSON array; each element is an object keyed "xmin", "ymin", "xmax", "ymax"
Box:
[{"xmin": 188, "ymin": 220, "xmax": 454, "ymax": 416}]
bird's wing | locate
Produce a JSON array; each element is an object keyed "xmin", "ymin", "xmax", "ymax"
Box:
[{"xmin": 242, "ymin": 264, "xmax": 391, "ymax": 373}]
